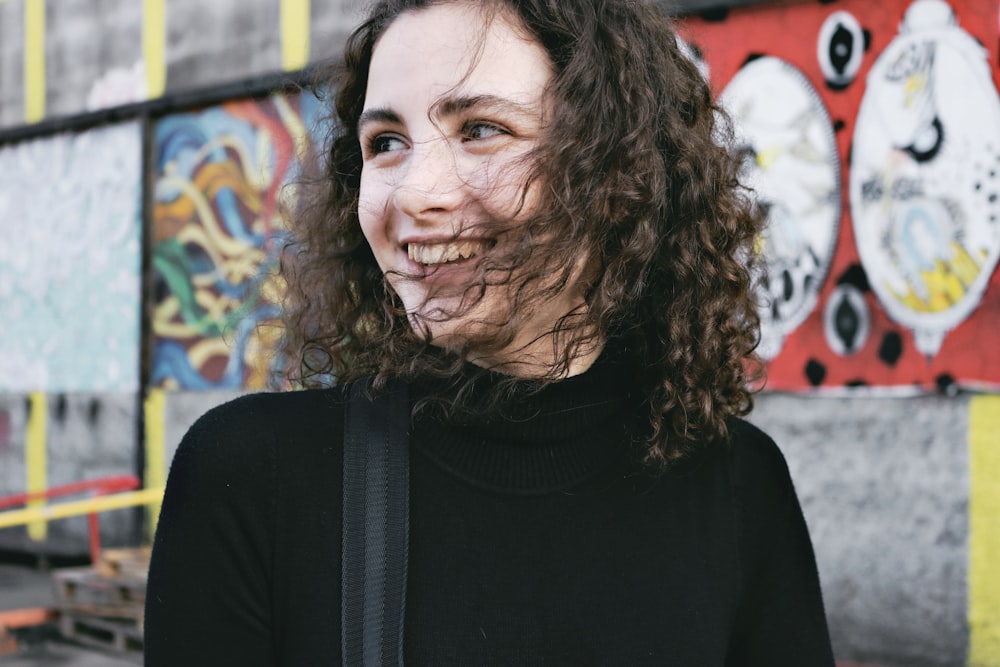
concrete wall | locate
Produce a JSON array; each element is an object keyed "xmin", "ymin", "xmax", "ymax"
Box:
[{"xmin": 754, "ymin": 394, "xmax": 973, "ymax": 667}]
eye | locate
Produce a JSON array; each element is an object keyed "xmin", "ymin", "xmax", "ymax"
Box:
[
  {"xmin": 367, "ymin": 134, "xmax": 407, "ymax": 155},
  {"xmin": 817, "ymin": 10, "xmax": 867, "ymax": 91},
  {"xmin": 462, "ymin": 121, "xmax": 508, "ymax": 142}
]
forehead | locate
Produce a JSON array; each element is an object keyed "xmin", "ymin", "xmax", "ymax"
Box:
[{"xmin": 365, "ymin": 3, "xmax": 552, "ymax": 111}]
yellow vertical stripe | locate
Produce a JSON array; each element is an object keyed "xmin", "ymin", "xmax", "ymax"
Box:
[
  {"xmin": 143, "ymin": 0, "xmax": 166, "ymax": 99},
  {"xmin": 970, "ymin": 395, "xmax": 1000, "ymax": 667},
  {"xmin": 144, "ymin": 389, "xmax": 167, "ymax": 542},
  {"xmin": 281, "ymin": 0, "xmax": 310, "ymax": 71},
  {"xmin": 25, "ymin": 393, "xmax": 47, "ymax": 541},
  {"xmin": 23, "ymin": 0, "xmax": 45, "ymax": 122}
]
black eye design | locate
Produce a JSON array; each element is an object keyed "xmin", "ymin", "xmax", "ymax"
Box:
[
  {"xmin": 818, "ymin": 10, "xmax": 866, "ymax": 91},
  {"xmin": 905, "ymin": 116, "xmax": 944, "ymax": 163},
  {"xmin": 824, "ymin": 283, "xmax": 870, "ymax": 356}
]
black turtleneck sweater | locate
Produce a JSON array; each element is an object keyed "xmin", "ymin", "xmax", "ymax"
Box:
[{"xmin": 145, "ymin": 352, "xmax": 834, "ymax": 666}]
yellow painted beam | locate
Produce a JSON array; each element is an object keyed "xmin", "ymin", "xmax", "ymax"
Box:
[
  {"xmin": 143, "ymin": 0, "xmax": 166, "ymax": 99},
  {"xmin": 144, "ymin": 389, "xmax": 167, "ymax": 542},
  {"xmin": 970, "ymin": 395, "xmax": 1000, "ymax": 667},
  {"xmin": 0, "ymin": 489, "xmax": 165, "ymax": 530},
  {"xmin": 25, "ymin": 393, "xmax": 47, "ymax": 540},
  {"xmin": 281, "ymin": 0, "xmax": 310, "ymax": 71},
  {"xmin": 23, "ymin": 0, "xmax": 45, "ymax": 122}
]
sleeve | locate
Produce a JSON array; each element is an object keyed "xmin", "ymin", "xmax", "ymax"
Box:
[
  {"xmin": 144, "ymin": 395, "xmax": 277, "ymax": 667},
  {"xmin": 725, "ymin": 421, "xmax": 835, "ymax": 667}
]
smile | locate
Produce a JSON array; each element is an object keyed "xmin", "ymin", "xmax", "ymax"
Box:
[{"xmin": 407, "ymin": 240, "xmax": 491, "ymax": 266}]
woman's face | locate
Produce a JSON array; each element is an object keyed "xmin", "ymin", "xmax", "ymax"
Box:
[{"xmin": 358, "ymin": 2, "xmax": 587, "ymax": 369}]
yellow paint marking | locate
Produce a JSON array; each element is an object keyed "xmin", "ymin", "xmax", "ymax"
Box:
[
  {"xmin": 24, "ymin": 0, "xmax": 45, "ymax": 122},
  {"xmin": 25, "ymin": 393, "xmax": 47, "ymax": 540},
  {"xmin": 281, "ymin": 0, "xmax": 310, "ymax": 71},
  {"xmin": 144, "ymin": 389, "xmax": 167, "ymax": 541},
  {"xmin": 0, "ymin": 489, "xmax": 165, "ymax": 530},
  {"xmin": 970, "ymin": 395, "xmax": 1000, "ymax": 667},
  {"xmin": 143, "ymin": 0, "xmax": 166, "ymax": 98}
]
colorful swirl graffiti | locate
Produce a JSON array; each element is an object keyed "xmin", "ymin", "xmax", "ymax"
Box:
[{"xmin": 151, "ymin": 91, "xmax": 324, "ymax": 390}]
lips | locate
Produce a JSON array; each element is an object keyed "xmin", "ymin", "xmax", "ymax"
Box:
[{"xmin": 407, "ymin": 240, "xmax": 490, "ymax": 266}]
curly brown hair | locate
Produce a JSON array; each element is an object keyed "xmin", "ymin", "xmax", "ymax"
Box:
[{"xmin": 280, "ymin": 0, "xmax": 765, "ymax": 464}]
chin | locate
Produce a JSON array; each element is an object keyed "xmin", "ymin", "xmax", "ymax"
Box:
[
  {"xmin": 397, "ymin": 284, "xmax": 505, "ymax": 340},
  {"xmin": 409, "ymin": 312, "xmax": 493, "ymax": 348}
]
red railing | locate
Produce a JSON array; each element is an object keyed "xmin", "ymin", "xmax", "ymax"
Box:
[{"xmin": 0, "ymin": 475, "xmax": 141, "ymax": 564}]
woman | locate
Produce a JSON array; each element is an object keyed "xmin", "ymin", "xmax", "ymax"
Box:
[{"xmin": 145, "ymin": 0, "xmax": 835, "ymax": 664}]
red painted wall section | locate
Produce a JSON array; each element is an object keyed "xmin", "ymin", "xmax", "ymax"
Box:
[{"xmin": 678, "ymin": 0, "xmax": 1000, "ymax": 392}]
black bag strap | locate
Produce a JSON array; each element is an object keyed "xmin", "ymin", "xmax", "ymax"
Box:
[{"xmin": 342, "ymin": 379, "xmax": 410, "ymax": 667}]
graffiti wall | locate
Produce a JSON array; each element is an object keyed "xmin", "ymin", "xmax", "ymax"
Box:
[
  {"xmin": 0, "ymin": 122, "xmax": 143, "ymax": 393},
  {"xmin": 0, "ymin": 1, "xmax": 994, "ymax": 663},
  {"xmin": 150, "ymin": 91, "xmax": 324, "ymax": 390},
  {"xmin": 680, "ymin": 0, "xmax": 1000, "ymax": 392}
]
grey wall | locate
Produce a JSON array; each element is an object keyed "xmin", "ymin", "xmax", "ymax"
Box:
[
  {"xmin": 45, "ymin": 0, "xmax": 143, "ymax": 116},
  {"xmin": 753, "ymin": 394, "xmax": 970, "ymax": 667},
  {"xmin": 310, "ymin": 0, "xmax": 366, "ymax": 63},
  {"xmin": 164, "ymin": 0, "xmax": 281, "ymax": 92},
  {"xmin": 0, "ymin": 0, "xmax": 25, "ymax": 127}
]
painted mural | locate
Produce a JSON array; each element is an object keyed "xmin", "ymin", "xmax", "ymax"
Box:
[
  {"xmin": 0, "ymin": 122, "xmax": 143, "ymax": 393},
  {"xmin": 680, "ymin": 0, "xmax": 1000, "ymax": 391},
  {"xmin": 850, "ymin": 0, "xmax": 1000, "ymax": 358},
  {"xmin": 150, "ymin": 91, "xmax": 325, "ymax": 390},
  {"xmin": 720, "ymin": 56, "xmax": 841, "ymax": 360}
]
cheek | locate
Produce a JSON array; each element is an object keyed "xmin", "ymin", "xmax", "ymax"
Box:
[
  {"xmin": 479, "ymin": 159, "xmax": 537, "ymax": 219},
  {"xmin": 358, "ymin": 175, "xmax": 391, "ymax": 269}
]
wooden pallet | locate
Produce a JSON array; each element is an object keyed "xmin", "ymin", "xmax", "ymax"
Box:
[
  {"xmin": 96, "ymin": 547, "xmax": 152, "ymax": 580},
  {"xmin": 59, "ymin": 612, "xmax": 143, "ymax": 654},
  {"xmin": 50, "ymin": 548, "xmax": 148, "ymax": 656},
  {"xmin": 51, "ymin": 566, "xmax": 146, "ymax": 619}
]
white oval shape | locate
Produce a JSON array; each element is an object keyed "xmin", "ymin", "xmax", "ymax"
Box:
[
  {"xmin": 720, "ymin": 56, "xmax": 841, "ymax": 359},
  {"xmin": 849, "ymin": 0, "xmax": 1000, "ymax": 357}
]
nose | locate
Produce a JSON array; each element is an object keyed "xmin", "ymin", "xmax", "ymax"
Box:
[{"xmin": 393, "ymin": 136, "xmax": 465, "ymax": 222}]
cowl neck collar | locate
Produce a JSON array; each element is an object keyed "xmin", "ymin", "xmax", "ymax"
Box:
[{"xmin": 408, "ymin": 342, "xmax": 642, "ymax": 493}]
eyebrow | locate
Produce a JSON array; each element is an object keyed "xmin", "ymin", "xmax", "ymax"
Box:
[
  {"xmin": 357, "ymin": 108, "xmax": 401, "ymax": 133},
  {"xmin": 434, "ymin": 94, "xmax": 537, "ymax": 119},
  {"xmin": 357, "ymin": 94, "xmax": 539, "ymax": 134}
]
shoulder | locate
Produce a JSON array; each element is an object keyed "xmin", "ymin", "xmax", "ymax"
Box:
[
  {"xmin": 187, "ymin": 388, "xmax": 349, "ymax": 436},
  {"xmin": 721, "ymin": 418, "xmax": 815, "ymax": 560},
  {"xmin": 670, "ymin": 419, "xmax": 790, "ymax": 484},
  {"xmin": 725, "ymin": 417, "xmax": 793, "ymax": 482},
  {"xmin": 170, "ymin": 388, "xmax": 350, "ymax": 478},
  {"xmin": 714, "ymin": 417, "xmax": 802, "ymax": 518}
]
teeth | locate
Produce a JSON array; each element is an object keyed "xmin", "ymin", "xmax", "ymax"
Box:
[{"xmin": 408, "ymin": 240, "xmax": 486, "ymax": 265}]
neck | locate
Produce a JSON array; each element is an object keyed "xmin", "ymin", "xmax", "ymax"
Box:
[
  {"xmin": 463, "ymin": 327, "xmax": 605, "ymax": 379},
  {"xmin": 465, "ymin": 294, "xmax": 603, "ymax": 378}
]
